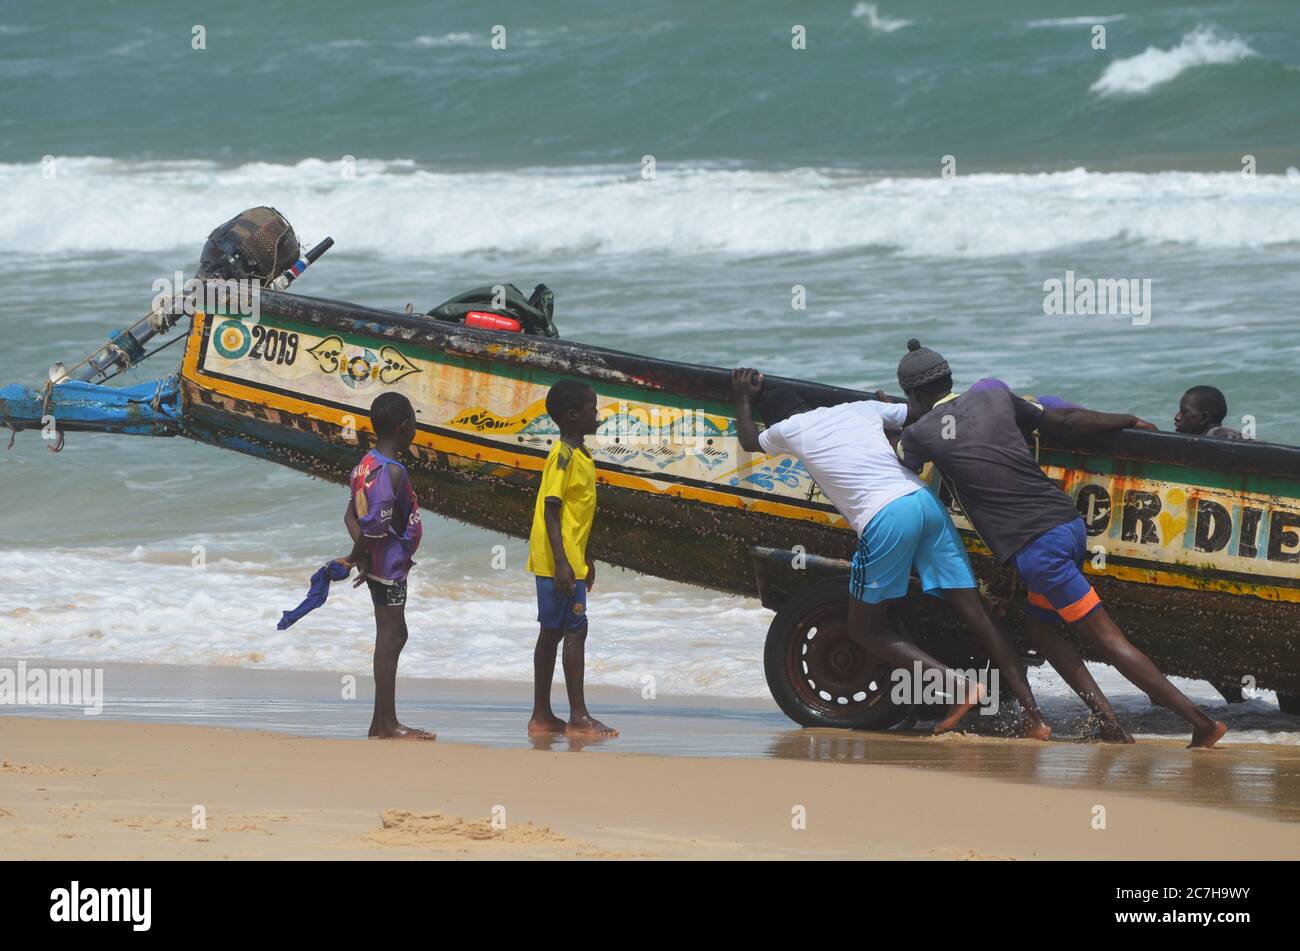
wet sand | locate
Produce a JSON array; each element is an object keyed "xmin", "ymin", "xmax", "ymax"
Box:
[
  {"xmin": 4, "ymin": 713, "xmax": 1299, "ymax": 860},
  {"xmin": 2, "ymin": 661, "xmax": 1299, "ymax": 858}
]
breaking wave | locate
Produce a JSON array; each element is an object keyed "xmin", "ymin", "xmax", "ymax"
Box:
[
  {"xmin": 1, "ymin": 158, "xmax": 1298, "ymax": 261},
  {"xmin": 1092, "ymin": 27, "xmax": 1257, "ymax": 97}
]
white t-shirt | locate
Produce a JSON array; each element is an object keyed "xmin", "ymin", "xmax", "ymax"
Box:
[{"xmin": 757, "ymin": 400, "xmax": 925, "ymax": 536}]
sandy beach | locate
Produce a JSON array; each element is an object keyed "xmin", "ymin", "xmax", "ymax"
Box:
[{"xmin": 3, "ymin": 663, "xmax": 1299, "ymax": 860}]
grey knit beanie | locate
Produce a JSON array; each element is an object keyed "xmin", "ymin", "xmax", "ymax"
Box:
[{"xmin": 897, "ymin": 338, "xmax": 950, "ymax": 390}]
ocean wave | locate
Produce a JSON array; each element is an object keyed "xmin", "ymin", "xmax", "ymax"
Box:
[
  {"xmin": 413, "ymin": 27, "xmax": 563, "ymax": 49},
  {"xmin": 1, "ymin": 547, "xmax": 1294, "ymax": 740},
  {"xmin": 1092, "ymin": 27, "xmax": 1257, "ymax": 97},
  {"xmin": 0, "ymin": 547, "xmax": 773, "ymax": 699},
  {"xmin": 1, "ymin": 158, "xmax": 1298, "ymax": 260},
  {"xmin": 414, "ymin": 32, "xmax": 478, "ymax": 48},
  {"xmin": 1028, "ymin": 15, "xmax": 1126, "ymax": 28},
  {"xmin": 851, "ymin": 3, "xmax": 911, "ymax": 34}
]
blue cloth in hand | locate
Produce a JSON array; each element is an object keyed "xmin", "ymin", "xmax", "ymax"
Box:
[{"xmin": 277, "ymin": 560, "xmax": 352, "ymax": 630}]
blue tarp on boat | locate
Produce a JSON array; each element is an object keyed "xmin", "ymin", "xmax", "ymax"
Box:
[{"xmin": 0, "ymin": 375, "xmax": 180, "ymax": 438}]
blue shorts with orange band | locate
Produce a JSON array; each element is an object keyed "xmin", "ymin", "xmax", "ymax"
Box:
[{"xmin": 1012, "ymin": 518, "xmax": 1102, "ymax": 625}]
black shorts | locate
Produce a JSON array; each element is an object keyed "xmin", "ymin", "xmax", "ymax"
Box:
[{"xmin": 367, "ymin": 577, "xmax": 407, "ymax": 608}]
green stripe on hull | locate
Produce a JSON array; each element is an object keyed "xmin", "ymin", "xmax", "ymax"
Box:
[{"xmin": 1041, "ymin": 449, "xmax": 1300, "ymax": 497}]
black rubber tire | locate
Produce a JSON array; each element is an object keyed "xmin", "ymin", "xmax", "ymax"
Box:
[
  {"xmin": 763, "ymin": 578, "xmax": 911, "ymax": 730},
  {"xmin": 1278, "ymin": 691, "xmax": 1300, "ymax": 716}
]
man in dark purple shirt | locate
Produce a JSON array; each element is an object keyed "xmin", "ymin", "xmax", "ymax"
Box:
[{"xmin": 895, "ymin": 340, "xmax": 1226, "ymax": 748}]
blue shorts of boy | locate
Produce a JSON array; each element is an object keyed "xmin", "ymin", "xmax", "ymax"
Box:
[
  {"xmin": 535, "ymin": 576, "xmax": 589, "ymax": 631},
  {"xmin": 849, "ymin": 489, "xmax": 976, "ymax": 604},
  {"xmin": 1012, "ymin": 517, "xmax": 1101, "ymax": 625}
]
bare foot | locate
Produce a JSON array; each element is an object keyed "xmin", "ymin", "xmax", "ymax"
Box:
[
  {"xmin": 528, "ymin": 714, "xmax": 568, "ymax": 736},
  {"xmin": 1097, "ymin": 719, "xmax": 1136, "ymax": 744},
  {"xmin": 370, "ymin": 723, "xmax": 436, "ymax": 740},
  {"xmin": 1188, "ymin": 720, "xmax": 1227, "ymax": 749},
  {"xmin": 566, "ymin": 715, "xmax": 619, "ymax": 737},
  {"xmin": 1020, "ymin": 713, "xmax": 1053, "ymax": 741},
  {"xmin": 932, "ymin": 682, "xmax": 983, "ymax": 735}
]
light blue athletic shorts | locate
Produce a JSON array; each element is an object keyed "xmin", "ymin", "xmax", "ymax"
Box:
[{"xmin": 848, "ymin": 489, "xmax": 976, "ymax": 604}]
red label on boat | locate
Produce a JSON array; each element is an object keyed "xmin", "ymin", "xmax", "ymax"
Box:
[{"xmin": 465, "ymin": 311, "xmax": 523, "ymax": 332}]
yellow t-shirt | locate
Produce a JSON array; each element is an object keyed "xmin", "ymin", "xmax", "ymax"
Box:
[{"xmin": 526, "ymin": 440, "xmax": 596, "ymax": 579}]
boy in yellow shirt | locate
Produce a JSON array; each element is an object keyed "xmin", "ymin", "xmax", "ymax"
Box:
[{"xmin": 526, "ymin": 379, "xmax": 618, "ymax": 738}]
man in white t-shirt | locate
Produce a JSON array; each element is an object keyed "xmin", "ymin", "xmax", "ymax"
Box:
[{"xmin": 730, "ymin": 368, "xmax": 1049, "ymax": 739}]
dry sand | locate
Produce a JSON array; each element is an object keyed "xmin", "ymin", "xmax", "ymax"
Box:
[{"xmin": 2, "ymin": 716, "xmax": 1297, "ymax": 860}]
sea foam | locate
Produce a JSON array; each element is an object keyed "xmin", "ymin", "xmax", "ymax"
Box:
[
  {"xmin": 0, "ymin": 547, "xmax": 773, "ymax": 699},
  {"xmin": 2, "ymin": 545, "xmax": 1293, "ymax": 741},
  {"xmin": 851, "ymin": 3, "xmax": 912, "ymax": 34},
  {"xmin": 1028, "ymin": 15, "xmax": 1126, "ymax": 28}
]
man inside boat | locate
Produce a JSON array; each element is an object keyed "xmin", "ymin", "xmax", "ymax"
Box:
[
  {"xmin": 1175, "ymin": 385, "xmax": 1243, "ymax": 439},
  {"xmin": 894, "ymin": 339, "xmax": 1228, "ymax": 748},
  {"xmin": 730, "ymin": 368, "xmax": 1052, "ymax": 739}
]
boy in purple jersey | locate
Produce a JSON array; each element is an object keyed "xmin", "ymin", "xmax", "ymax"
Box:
[{"xmin": 340, "ymin": 392, "xmax": 432, "ymax": 740}]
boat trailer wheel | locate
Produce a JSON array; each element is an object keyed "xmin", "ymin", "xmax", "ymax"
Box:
[{"xmin": 763, "ymin": 578, "xmax": 910, "ymax": 730}]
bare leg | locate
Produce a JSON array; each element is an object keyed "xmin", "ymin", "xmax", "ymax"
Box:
[
  {"xmin": 528, "ymin": 626, "xmax": 568, "ymax": 735},
  {"xmin": 942, "ymin": 589, "xmax": 1051, "ymax": 740},
  {"xmin": 562, "ymin": 624, "xmax": 618, "ymax": 737},
  {"xmin": 848, "ymin": 598, "xmax": 984, "ymax": 735},
  {"xmin": 369, "ymin": 602, "xmax": 434, "ymax": 740},
  {"xmin": 1071, "ymin": 606, "xmax": 1225, "ymax": 748},
  {"xmin": 1023, "ymin": 614, "xmax": 1132, "ymax": 743}
]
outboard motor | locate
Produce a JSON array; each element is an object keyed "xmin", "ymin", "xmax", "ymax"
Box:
[
  {"xmin": 54, "ymin": 209, "xmax": 328, "ymax": 386},
  {"xmin": 198, "ymin": 206, "xmax": 301, "ymax": 282}
]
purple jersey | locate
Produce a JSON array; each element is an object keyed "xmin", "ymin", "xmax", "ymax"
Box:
[{"xmin": 349, "ymin": 449, "xmax": 422, "ymax": 582}]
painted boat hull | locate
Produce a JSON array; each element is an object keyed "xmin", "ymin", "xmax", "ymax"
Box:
[{"xmin": 10, "ymin": 287, "xmax": 1297, "ymax": 698}]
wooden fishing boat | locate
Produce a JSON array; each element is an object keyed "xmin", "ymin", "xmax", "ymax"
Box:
[{"xmin": 5, "ymin": 286, "xmax": 1299, "ymax": 729}]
